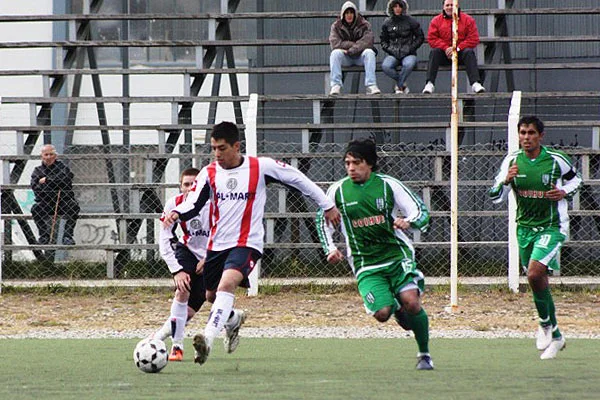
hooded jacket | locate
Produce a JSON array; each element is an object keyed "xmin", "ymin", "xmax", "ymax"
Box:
[
  {"xmin": 380, "ymin": 0, "xmax": 424, "ymax": 60},
  {"xmin": 329, "ymin": 1, "xmax": 376, "ymax": 57},
  {"xmin": 427, "ymin": 6, "xmax": 480, "ymax": 50}
]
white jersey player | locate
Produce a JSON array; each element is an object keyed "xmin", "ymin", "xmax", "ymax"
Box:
[
  {"xmin": 162, "ymin": 121, "xmax": 341, "ymax": 365},
  {"xmin": 152, "ymin": 167, "xmax": 245, "ymax": 361}
]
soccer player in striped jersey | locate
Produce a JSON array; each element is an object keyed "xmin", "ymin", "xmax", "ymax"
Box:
[
  {"xmin": 316, "ymin": 138, "xmax": 434, "ymax": 370},
  {"xmin": 152, "ymin": 167, "xmax": 244, "ymax": 361},
  {"xmin": 489, "ymin": 115, "xmax": 582, "ymax": 360},
  {"xmin": 162, "ymin": 121, "xmax": 341, "ymax": 365}
]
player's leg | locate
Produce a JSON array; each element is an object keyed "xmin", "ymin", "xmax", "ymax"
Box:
[
  {"xmin": 356, "ymin": 272, "xmax": 396, "ymax": 323},
  {"xmin": 527, "ymin": 228, "xmax": 566, "ymax": 359},
  {"xmin": 194, "ymin": 247, "xmax": 259, "ymax": 365}
]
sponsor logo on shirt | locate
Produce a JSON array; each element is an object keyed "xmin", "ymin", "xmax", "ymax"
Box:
[
  {"xmin": 518, "ymin": 190, "xmax": 550, "ymax": 199},
  {"xmin": 216, "ymin": 191, "xmax": 256, "ymax": 201},
  {"xmin": 351, "ymin": 214, "xmax": 385, "ymax": 228}
]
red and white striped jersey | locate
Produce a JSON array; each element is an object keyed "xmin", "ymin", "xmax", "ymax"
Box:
[
  {"xmin": 175, "ymin": 156, "xmax": 335, "ymax": 253},
  {"xmin": 159, "ymin": 192, "xmax": 210, "ymax": 274}
]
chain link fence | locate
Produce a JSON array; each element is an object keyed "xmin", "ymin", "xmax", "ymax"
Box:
[{"xmin": 2, "ymin": 132, "xmax": 600, "ymax": 281}]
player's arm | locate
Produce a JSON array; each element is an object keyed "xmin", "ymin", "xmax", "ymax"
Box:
[
  {"xmin": 387, "ymin": 178, "xmax": 430, "ymax": 232},
  {"xmin": 164, "ymin": 169, "xmax": 211, "ymax": 226},
  {"xmin": 488, "ymin": 154, "xmax": 516, "ymax": 203},
  {"xmin": 263, "ymin": 157, "xmax": 340, "ymax": 225},
  {"xmin": 158, "ymin": 197, "xmax": 191, "ymax": 291},
  {"xmin": 316, "ymin": 183, "xmax": 343, "ymax": 263}
]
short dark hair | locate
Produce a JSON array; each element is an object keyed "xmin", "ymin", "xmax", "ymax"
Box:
[
  {"xmin": 180, "ymin": 167, "xmax": 200, "ymax": 182},
  {"xmin": 211, "ymin": 121, "xmax": 240, "ymax": 146},
  {"xmin": 518, "ymin": 115, "xmax": 544, "ymax": 134},
  {"xmin": 344, "ymin": 138, "xmax": 378, "ymax": 171}
]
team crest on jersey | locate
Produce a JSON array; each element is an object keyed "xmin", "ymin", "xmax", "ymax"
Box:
[
  {"xmin": 541, "ymin": 174, "xmax": 551, "ymax": 185},
  {"xmin": 375, "ymin": 197, "xmax": 385, "ymax": 210},
  {"xmin": 365, "ymin": 291, "xmax": 375, "ymax": 304},
  {"xmin": 226, "ymin": 178, "xmax": 238, "ymax": 190},
  {"xmin": 189, "ymin": 219, "xmax": 202, "ymax": 229}
]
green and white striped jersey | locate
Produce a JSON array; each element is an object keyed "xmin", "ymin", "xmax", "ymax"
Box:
[
  {"xmin": 489, "ymin": 146, "xmax": 582, "ymax": 235},
  {"xmin": 316, "ymin": 172, "xmax": 429, "ymax": 277}
]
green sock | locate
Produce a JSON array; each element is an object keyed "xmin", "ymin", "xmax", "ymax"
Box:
[
  {"xmin": 532, "ymin": 287, "xmax": 551, "ymax": 325},
  {"xmin": 407, "ymin": 308, "xmax": 429, "ymax": 354}
]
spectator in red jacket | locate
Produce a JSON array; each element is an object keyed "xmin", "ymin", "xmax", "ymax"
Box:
[{"xmin": 422, "ymin": 0, "xmax": 485, "ymax": 94}]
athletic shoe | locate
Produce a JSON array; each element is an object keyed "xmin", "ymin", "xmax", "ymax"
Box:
[
  {"xmin": 540, "ymin": 336, "xmax": 566, "ymax": 360},
  {"xmin": 224, "ymin": 310, "xmax": 247, "ymax": 354},
  {"xmin": 168, "ymin": 346, "xmax": 184, "ymax": 362},
  {"xmin": 393, "ymin": 308, "xmax": 412, "ymax": 331},
  {"xmin": 472, "ymin": 82, "xmax": 486, "ymax": 93},
  {"xmin": 536, "ymin": 324, "xmax": 553, "ymax": 351},
  {"xmin": 394, "ymin": 85, "xmax": 410, "ymax": 94},
  {"xmin": 422, "ymin": 81, "xmax": 435, "ymax": 94},
  {"xmin": 366, "ymin": 85, "xmax": 381, "ymax": 95},
  {"xmin": 416, "ymin": 354, "xmax": 434, "ymax": 370},
  {"xmin": 193, "ymin": 333, "xmax": 210, "ymax": 365},
  {"xmin": 329, "ymin": 84, "xmax": 341, "ymax": 96}
]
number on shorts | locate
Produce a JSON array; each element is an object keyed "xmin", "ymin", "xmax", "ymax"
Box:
[{"xmin": 538, "ymin": 234, "xmax": 551, "ymax": 248}]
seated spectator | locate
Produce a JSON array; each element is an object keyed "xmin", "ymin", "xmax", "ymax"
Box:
[
  {"xmin": 329, "ymin": 1, "xmax": 380, "ymax": 95},
  {"xmin": 422, "ymin": 0, "xmax": 485, "ymax": 94},
  {"xmin": 380, "ymin": 0, "xmax": 424, "ymax": 94},
  {"xmin": 30, "ymin": 144, "xmax": 80, "ymax": 245}
]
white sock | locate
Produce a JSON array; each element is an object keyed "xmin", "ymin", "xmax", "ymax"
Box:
[
  {"xmin": 170, "ymin": 300, "xmax": 188, "ymax": 348},
  {"xmin": 204, "ymin": 291, "xmax": 235, "ymax": 348}
]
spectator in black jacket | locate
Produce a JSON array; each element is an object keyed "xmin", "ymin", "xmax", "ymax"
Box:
[
  {"xmin": 30, "ymin": 145, "xmax": 80, "ymax": 245},
  {"xmin": 380, "ymin": 0, "xmax": 424, "ymax": 94}
]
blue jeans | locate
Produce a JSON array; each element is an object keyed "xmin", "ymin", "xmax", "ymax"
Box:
[
  {"xmin": 381, "ymin": 54, "xmax": 417, "ymax": 88},
  {"xmin": 329, "ymin": 48, "xmax": 377, "ymax": 87}
]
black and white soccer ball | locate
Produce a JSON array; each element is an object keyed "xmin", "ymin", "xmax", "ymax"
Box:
[{"xmin": 133, "ymin": 338, "xmax": 168, "ymax": 373}]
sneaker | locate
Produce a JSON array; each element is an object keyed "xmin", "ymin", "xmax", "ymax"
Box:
[
  {"xmin": 422, "ymin": 81, "xmax": 435, "ymax": 94},
  {"xmin": 224, "ymin": 310, "xmax": 246, "ymax": 354},
  {"xmin": 394, "ymin": 85, "xmax": 410, "ymax": 94},
  {"xmin": 472, "ymin": 82, "xmax": 486, "ymax": 93},
  {"xmin": 62, "ymin": 237, "xmax": 76, "ymax": 245},
  {"xmin": 366, "ymin": 85, "xmax": 381, "ymax": 95},
  {"xmin": 193, "ymin": 333, "xmax": 210, "ymax": 365},
  {"xmin": 416, "ymin": 354, "xmax": 434, "ymax": 370},
  {"xmin": 540, "ymin": 336, "xmax": 566, "ymax": 360},
  {"xmin": 168, "ymin": 346, "xmax": 184, "ymax": 362},
  {"xmin": 393, "ymin": 308, "xmax": 412, "ymax": 331},
  {"xmin": 536, "ymin": 325, "xmax": 553, "ymax": 351},
  {"xmin": 329, "ymin": 84, "xmax": 341, "ymax": 96}
]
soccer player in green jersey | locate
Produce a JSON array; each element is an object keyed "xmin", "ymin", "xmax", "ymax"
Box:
[
  {"xmin": 489, "ymin": 115, "xmax": 582, "ymax": 360},
  {"xmin": 316, "ymin": 138, "xmax": 433, "ymax": 370}
]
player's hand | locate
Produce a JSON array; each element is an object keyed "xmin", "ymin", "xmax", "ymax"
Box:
[
  {"xmin": 173, "ymin": 271, "xmax": 191, "ymax": 293},
  {"xmin": 546, "ymin": 184, "xmax": 567, "ymax": 201},
  {"xmin": 393, "ymin": 217, "xmax": 410, "ymax": 231},
  {"xmin": 195, "ymin": 258, "xmax": 205, "ymax": 275},
  {"xmin": 504, "ymin": 164, "xmax": 519, "ymax": 185},
  {"xmin": 39, "ymin": 177, "xmax": 47, "ymax": 184},
  {"xmin": 327, "ymin": 249, "xmax": 344, "ymax": 264},
  {"xmin": 324, "ymin": 206, "xmax": 341, "ymax": 227},
  {"xmin": 162, "ymin": 211, "xmax": 179, "ymax": 228}
]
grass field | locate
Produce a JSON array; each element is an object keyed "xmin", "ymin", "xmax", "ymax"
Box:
[{"xmin": 1, "ymin": 338, "xmax": 599, "ymax": 400}]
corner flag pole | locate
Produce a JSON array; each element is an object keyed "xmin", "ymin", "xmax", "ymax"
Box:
[
  {"xmin": 447, "ymin": 0, "xmax": 460, "ymax": 312},
  {"xmin": 245, "ymin": 93, "xmax": 260, "ymax": 296}
]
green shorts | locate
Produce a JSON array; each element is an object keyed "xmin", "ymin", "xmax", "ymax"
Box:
[
  {"xmin": 517, "ymin": 226, "xmax": 565, "ymax": 271},
  {"xmin": 356, "ymin": 258, "xmax": 425, "ymax": 315}
]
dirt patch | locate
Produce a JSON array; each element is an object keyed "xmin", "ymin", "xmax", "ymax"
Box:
[{"xmin": 1, "ymin": 286, "xmax": 598, "ymax": 336}]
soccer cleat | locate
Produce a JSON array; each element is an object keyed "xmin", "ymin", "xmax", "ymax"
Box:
[
  {"xmin": 366, "ymin": 85, "xmax": 381, "ymax": 95},
  {"xmin": 422, "ymin": 81, "xmax": 435, "ymax": 94},
  {"xmin": 540, "ymin": 336, "xmax": 566, "ymax": 360},
  {"xmin": 416, "ymin": 354, "xmax": 434, "ymax": 370},
  {"xmin": 393, "ymin": 308, "xmax": 412, "ymax": 331},
  {"xmin": 168, "ymin": 346, "xmax": 184, "ymax": 362},
  {"xmin": 472, "ymin": 82, "xmax": 486, "ymax": 93},
  {"xmin": 536, "ymin": 324, "xmax": 553, "ymax": 351},
  {"xmin": 193, "ymin": 334, "xmax": 210, "ymax": 365},
  {"xmin": 329, "ymin": 84, "xmax": 342, "ymax": 96},
  {"xmin": 224, "ymin": 310, "xmax": 247, "ymax": 354}
]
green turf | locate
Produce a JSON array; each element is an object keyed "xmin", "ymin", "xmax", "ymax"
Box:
[{"xmin": 1, "ymin": 338, "xmax": 598, "ymax": 400}]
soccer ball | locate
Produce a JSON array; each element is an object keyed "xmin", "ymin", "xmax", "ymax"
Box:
[{"xmin": 133, "ymin": 338, "xmax": 168, "ymax": 373}]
